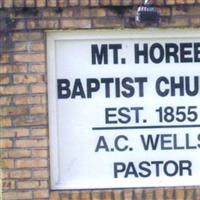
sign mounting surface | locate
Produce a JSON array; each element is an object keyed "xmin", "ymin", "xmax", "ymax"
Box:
[{"xmin": 47, "ymin": 30, "xmax": 200, "ymax": 190}]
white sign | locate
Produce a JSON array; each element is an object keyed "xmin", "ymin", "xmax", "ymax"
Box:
[{"xmin": 47, "ymin": 30, "xmax": 200, "ymax": 190}]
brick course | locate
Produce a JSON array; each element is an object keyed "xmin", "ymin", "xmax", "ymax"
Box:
[{"xmin": 1, "ymin": 0, "xmax": 200, "ymax": 200}]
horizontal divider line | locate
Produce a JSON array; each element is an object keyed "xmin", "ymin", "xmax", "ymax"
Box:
[{"xmin": 92, "ymin": 124, "xmax": 200, "ymax": 130}]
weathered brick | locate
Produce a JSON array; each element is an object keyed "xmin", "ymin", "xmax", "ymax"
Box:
[
  {"xmin": 13, "ymin": 115, "xmax": 47, "ymax": 126},
  {"xmin": 14, "ymin": 53, "xmax": 45, "ymax": 63},
  {"xmin": 50, "ymin": 192, "xmax": 60, "ymax": 200},
  {"xmin": 0, "ymin": 65, "xmax": 10, "ymax": 74},
  {"xmin": 0, "ymin": 106, "xmax": 29, "ymax": 116},
  {"xmin": 15, "ymin": 138, "xmax": 48, "ymax": 148},
  {"xmin": 30, "ymin": 64, "xmax": 46, "ymax": 73},
  {"xmin": 8, "ymin": 149, "xmax": 31, "ymax": 158},
  {"xmin": 91, "ymin": 8, "xmax": 106, "ymax": 17},
  {"xmin": 3, "ymin": 180, "xmax": 15, "ymax": 190},
  {"xmin": 3, "ymin": 191, "xmax": 32, "ymax": 200},
  {"xmin": 12, "ymin": 64, "xmax": 28, "ymax": 73},
  {"xmin": 166, "ymin": 0, "xmax": 176, "ymax": 5},
  {"xmin": 47, "ymin": 0, "xmax": 57, "ymax": 7},
  {"xmin": 81, "ymin": 191, "xmax": 90, "ymax": 200},
  {"xmin": 0, "ymin": 75, "xmax": 10, "ymax": 85},
  {"xmin": 30, "ymin": 42, "xmax": 45, "ymax": 52},
  {"xmin": 155, "ymin": 189, "xmax": 164, "ymax": 199},
  {"xmin": 15, "ymin": 20, "xmax": 26, "ymax": 30},
  {"xmin": 2, "ymin": 159, "xmax": 14, "ymax": 169},
  {"xmin": 0, "ymin": 117, "xmax": 12, "ymax": 128},
  {"xmin": 0, "ymin": 139, "xmax": 13, "ymax": 148},
  {"xmin": 0, "ymin": 85, "xmax": 28, "ymax": 95},
  {"xmin": 15, "ymin": 159, "xmax": 48, "ymax": 168},
  {"xmin": 13, "ymin": 95, "xmax": 45, "ymax": 105},
  {"xmin": 13, "ymin": 0, "xmax": 25, "ymax": 7},
  {"xmin": 71, "ymin": 192, "xmax": 81, "ymax": 199},
  {"xmin": 30, "ymin": 105, "xmax": 47, "ymax": 114},
  {"xmin": 32, "ymin": 149, "xmax": 48, "ymax": 158},
  {"xmin": 93, "ymin": 18, "xmax": 122, "ymax": 28},
  {"xmin": 17, "ymin": 180, "xmax": 47, "ymax": 189},
  {"xmin": 62, "ymin": 8, "xmax": 73, "ymax": 17},
  {"xmin": 1, "ymin": 128, "xmax": 29, "ymax": 138},
  {"xmin": 13, "ymin": 74, "xmax": 44, "ymax": 84},
  {"xmin": 25, "ymin": 0, "xmax": 35, "ymax": 7},
  {"xmin": 92, "ymin": 191, "xmax": 101, "ymax": 200},
  {"xmin": 121, "ymin": 0, "xmax": 132, "ymax": 5},
  {"xmin": 185, "ymin": 188, "xmax": 195, "ymax": 199},
  {"xmin": 111, "ymin": 0, "xmax": 121, "ymax": 5},
  {"xmin": 36, "ymin": 0, "xmax": 46, "ymax": 7},
  {"xmin": 32, "ymin": 169, "xmax": 49, "ymax": 179},
  {"xmin": 16, "ymin": 128, "xmax": 30, "ymax": 137},
  {"xmin": 0, "ymin": 96, "xmax": 12, "ymax": 106},
  {"xmin": 31, "ymin": 84, "xmax": 47, "ymax": 93},
  {"xmin": 58, "ymin": 0, "xmax": 67, "ymax": 7},
  {"xmin": 176, "ymin": 188, "xmax": 185, "ymax": 199},
  {"xmin": 31, "ymin": 128, "xmax": 47, "ymax": 137},
  {"xmin": 10, "ymin": 169, "xmax": 31, "ymax": 179},
  {"xmin": 14, "ymin": 42, "xmax": 29, "ymax": 52},
  {"xmin": 79, "ymin": 8, "xmax": 90, "ymax": 17},
  {"xmin": 191, "ymin": 17, "xmax": 200, "ymax": 27},
  {"xmin": 2, "ymin": 170, "xmax": 9, "ymax": 179},
  {"xmin": 33, "ymin": 189, "xmax": 49, "ymax": 198},
  {"xmin": 80, "ymin": 0, "xmax": 90, "ymax": 6},
  {"xmin": 61, "ymin": 19, "xmax": 91, "ymax": 28},
  {"xmin": 13, "ymin": 32, "xmax": 43, "ymax": 42},
  {"xmin": 0, "ymin": 54, "xmax": 9, "ymax": 64},
  {"xmin": 124, "ymin": 190, "xmax": 132, "ymax": 200},
  {"xmin": 160, "ymin": 7, "xmax": 171, "ymax": 16},
  {"xmin": 100, "ymin": 0, "xmax": 110, "ymax": 6},
  {"xmin": 68, "ymin": 0, "xmax": 79, "ymax": 6},
  {"xmin": 3, "ymin": 0, "xmax": 13, "ymax": 7}
]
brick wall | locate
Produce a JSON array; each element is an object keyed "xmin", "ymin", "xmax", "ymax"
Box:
[{"xmin": 1, "ymin": 0, "xmax": 200, "ymax": 200}]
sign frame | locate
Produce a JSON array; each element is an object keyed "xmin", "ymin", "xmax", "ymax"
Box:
[{"xmin": 47, "ymin": 29, "xmax": 200, "ymax": 190}]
